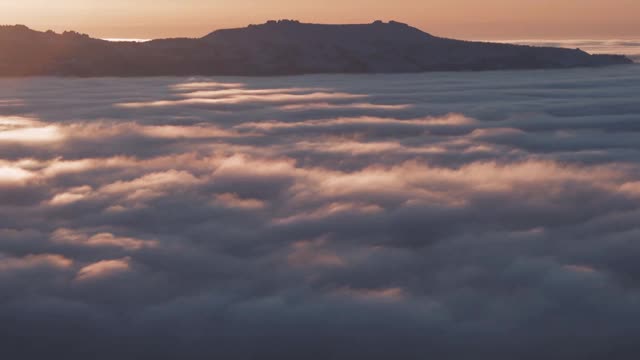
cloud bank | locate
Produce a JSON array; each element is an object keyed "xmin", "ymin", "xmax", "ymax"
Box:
[
  {"xmin": 1, "ymin": 65, "xmax": 640, "ymax": 359},
  {"xmin": 501, "ymin": 39, "xmax": 640, "ymax": 62}
]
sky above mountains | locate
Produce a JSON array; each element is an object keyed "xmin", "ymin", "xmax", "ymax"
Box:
[{"xmin": 2, "ymin": 0, "xmax": 639, "ymax": 39}]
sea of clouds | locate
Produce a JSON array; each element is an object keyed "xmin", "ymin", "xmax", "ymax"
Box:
[{"xmin": 1, "ymin": 64, "xmax": 640, "ymax": 359}]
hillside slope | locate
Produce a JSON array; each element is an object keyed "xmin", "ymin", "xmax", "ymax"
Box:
[{"xmin": 0, "ymin": 21, "xmax": 632, "ymax": 76}]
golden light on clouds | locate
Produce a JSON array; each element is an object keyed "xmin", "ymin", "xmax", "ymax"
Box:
[
  {"xmin": 0, "ymin": 56, "xmax": 639, "ymax": 357},
  {"xmin": 1, "ymin": 0, "xmax": 638, "ymax": 39},
  {"xmin": 0, "ymin": 117, "xmax": 65, "ymax": 144}
]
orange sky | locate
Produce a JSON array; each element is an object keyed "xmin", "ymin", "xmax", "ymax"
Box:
[{"xmin": 2, "ymin": 0, "xmax": 639, "ymax": 39}]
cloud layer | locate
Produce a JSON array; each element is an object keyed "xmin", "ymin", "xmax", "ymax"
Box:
[
  {"xmin": 1, "ymin": 65, "xmax": 640, "ymax": 359},
  {"xmin": 503, "ymin": 39, "xmax": 640, "ymax": 62}
]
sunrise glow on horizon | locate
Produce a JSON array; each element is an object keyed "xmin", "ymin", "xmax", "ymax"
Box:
[{"xmin": 2, "ymin": 0, "xmax": 640, "ymax": 39}]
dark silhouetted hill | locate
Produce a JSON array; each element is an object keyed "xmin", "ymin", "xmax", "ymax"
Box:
[{"xmin": 0, "ymin": 21, "xmax": 632, "ymax": 76}]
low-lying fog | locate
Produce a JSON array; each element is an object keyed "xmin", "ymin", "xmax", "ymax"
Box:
[{"xmin": 1, "ymin": 64, "xmax": 640, "ymax": 359}]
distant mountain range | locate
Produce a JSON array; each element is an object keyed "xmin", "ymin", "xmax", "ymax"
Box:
[{"xmin": 0, "ymin": 20, "xmax": 633, "ymax": 76}]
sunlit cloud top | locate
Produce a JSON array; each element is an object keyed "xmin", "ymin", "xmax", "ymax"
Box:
[{"xmin": 0, "ymin": 63, "xmax": 640, "ymax": 359}]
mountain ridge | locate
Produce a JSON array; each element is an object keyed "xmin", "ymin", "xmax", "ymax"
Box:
[{"xmin": 0, "ymin": 20, "xmax": 633, "ymax": 76}]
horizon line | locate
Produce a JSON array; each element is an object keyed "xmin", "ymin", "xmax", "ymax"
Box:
[{"xmin": 4, "ymin": 21, "xmax": 640, "ymax": 42}]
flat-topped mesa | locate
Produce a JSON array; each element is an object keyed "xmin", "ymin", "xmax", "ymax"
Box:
[
  {"xmin": 0, "ymin": 22, "xmax": 633, "ymax": 77},
  {"xmin": 206, "ymin": 19, "xmax": 433, "ymax": 40},
  {"xmin": 251, "ymin": 19, "xmax": 410, "ymax": 28},
  {"xmin": 200, "ymin": 20, "xmax": 438, "ymax": 58}
]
